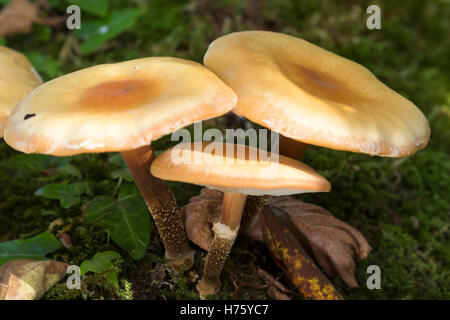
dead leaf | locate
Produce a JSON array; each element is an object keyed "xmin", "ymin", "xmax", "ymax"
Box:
[
  {"xmin": 0, "ymin": 0, "xmax": 64, "ymax": 37},
  {"xmin": 47, "ymin": 218, "xmax": 63, "ymax": 232},
  {"xmin": 181, "ymin": 188, "xmax": 223, "ymax": 251},
  {"xmin": 57, "ymin": 233, "xmax": 72, "ymax": 250},
  {"xmin": 257, "ymin": 268, "xmax": 292, "ymax": 300},
  {"xmin": 271, "ymin": 196, "xmax": 372, "ymax": 288},
  {"xmin": 0, "ymin": 259, "xmax": 68, "ymax": 300},
  {"xmin": 260, "ymin": 206, "xmax": 343, "ymax": 300},
  {"xmin": 149, "ymin": 263, "xmax": 166, "ymax": 289},
  {"xmin": 181, "ymin": 188, "xmax": 270, "ymax": 250}
]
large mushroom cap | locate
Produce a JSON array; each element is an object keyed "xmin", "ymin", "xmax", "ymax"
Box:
[
  {"xmin": 4, "ymin": 57, "xmax": 237, "ymax": 156},
  {"xmin": 151, "ymin": 142, "xmax": 331, "ymax": 196},
  {"xmin": 204, "ymin": 31, "xmax": 430, "ymax": 157},
  {"xmin": 0, "ymin": 46, "xmax": 42, "ymax": 138}
]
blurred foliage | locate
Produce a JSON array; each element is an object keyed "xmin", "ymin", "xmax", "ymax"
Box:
[{"xmin": 0, "ymin": 0, "xmax": 449, "ymax": 300}]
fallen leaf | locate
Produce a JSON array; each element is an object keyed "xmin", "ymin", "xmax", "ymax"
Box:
[
  {"xmin": 271, "ymin": 196, "xmax": 372, "ymax": 288},
  {"xmin": 57, "ymin": 233, "xmax": 72, "ymax": 250},
  {"xmin": 260, "ymin": 206, "xmax": 343, "ymax": 300},
  {"xmin": 149, "ymin": 263, "xmax": 166, "ymax": 289},
  {"xmin": 0, "ymin": 259, "xmax": 68, "ymax": 300},
  {"xmin": 257, "ymin": 268, "xmax": 292, "ymax": 300},
  {"xmin": 181, "ymin": 188, "xmax": 270, "ymax": 250},
  {"xmin": 0, "ymin": 0, "xmax": 64, "ymax": 37},
  {"xmin": 47, "ymin": 218, "xmax": 64, "ymax": 232},
  {"xmin": 0, "ymin": 0, "xmax": 39, "ymax": 37},
  {"xmin": 181, "ymin": 188, "xmax": 223, "ymax": 251}
]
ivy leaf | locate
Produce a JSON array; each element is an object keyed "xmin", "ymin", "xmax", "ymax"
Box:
[
  {"xmin": 108, "ymin": 153, "xmax": 127, "ymax": 168},
  {"xmin": 6, "ymin": 154, "xmax": 55, "ymax": 174},
  {"xmin": 110, "ymin": 168, "xmax": 133, "ymax": 182},
  {"xmin": 0, "ymin": 233, "xmax": 62, "ymax": 266},
  {"xmin": 56, "ymin": 162, "xmax": 82, "ymax": 179},
  {"xmin": 80, "ymin": 251, "xmax": 121, "ymax": 275},
  {"xmin": 34, "ymin": 182, "xmax": 85, "ymax": 209},
  {"xmin": 69, "ymin": 0, "xmax": 109, "ymax": 17},
  {"xmin": 80, "ymin": 251, "xmax": 121, "ymax": 288},
  {"xmin": 85, "ymin": 184, "xmax": 150, "ymax": 259},
  {"xmin": 75, "ymin": 8, "xmax": 144, "ymax": 55}
]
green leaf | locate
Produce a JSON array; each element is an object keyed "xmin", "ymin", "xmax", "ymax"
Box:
[
  {"xmin": 108, "ymin": 153, "xmax": 127, "ymax": 168},
  {"xmin": 70, "ymin": 0, "xmax": 109, "ymax": 17},
  {"xmin": 26, "ymin": 52, "xmax": 61, "ymax": 80},
  {"xmin": 0, "ymin": 233, "xmax": 62, "ymax": 266},
  {"xmin": 76, "ymin": 8, "xmax": 144, "ymax": 55},
  {"xmin": 110, "ymin": 168, "xmax": 133, "ymax": 182},
  {"xmin": 102, "ymin": 270, "xmax": 119, "ymax": 288},
  {"xmin": 34, "ymin": 182, "xmax": 85, "ymax": 209},
  {"xmin": 80, "ymin": 251, "xmax": 121, "ymax": 288},
  {"xmin": 56, "ymin": 162, "xmax": 82, "ymax": 179},
  {"xmin": 6, "ymin": 154, "xmax": 55, "ymax": 173},
  {"xmin": 80, "ymin": 251, "xmax": 121, "ymax": 275},
  {"xmin": 86, "ymin": 184, "xmax": 150, "ymax": 259}
]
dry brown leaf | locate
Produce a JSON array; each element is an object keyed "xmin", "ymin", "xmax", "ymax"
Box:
[
  {"xmin": 257, "ymin": 268, "xmax": 292, "ymax": 300},
  {"xmin": 0, "ymin": 259, "xmax": 68, "ymax": 300},
  {"xmin": 260, "ymin": 206, "xmax": 343, "ymax": 300},
  {"xmin": 0, "ymin": 0, "xmax": 63, "ymax": 37},
  {"xmin": 57, "ymin": 233, "xmax": 72, "ymax": 250},
  {"xmin": 270, "ymin": 196, "xmax": 372, "ymax": 288},
  {"xmin": 149, "ymin": 263, "xmax": 166, "ymax": 289},
  {"xmin": 0, "ymin": 0, "xmax": 40, "ymax": 37},
  {"xmin": 181, "ymin": 188, "xmax": 223, "ymax": 251},
  {"xmin": 181, "ymin": 188, "xmax": 268, "ymax": 250}
]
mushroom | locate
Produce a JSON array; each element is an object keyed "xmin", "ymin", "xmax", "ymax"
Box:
[
  {"xmin": 4, "ymin": 57, "xmax": 237, "ymax": 269},
  {"xmin": 200, "ymin": 31, "xmax": 431, "ymax": 296},
  {"xmin": 0, "ymin": 46, "xmax": 42, "ymax": 138},
  {"xmin": 151, "ymin": 142, "xmax": 331, "ymax": 298},
  {"xmin": 203, "ymin": 30, "xmax": 431, "ymax": 246},
  {"xmin": 204, "ymin": 30, "xmax": 430, "ymax": 159}
]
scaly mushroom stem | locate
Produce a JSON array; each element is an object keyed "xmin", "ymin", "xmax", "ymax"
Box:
[
  {"xmin": 121, "ymin": 145, "xmax": 195, "ymax": 270},
  {"xmin": 241, "ymin": 195, "xmax": 272, "ymax": 230},
  {"xmin": 197, "ymin": 192, "xmax": 247, "ymax": 298}
]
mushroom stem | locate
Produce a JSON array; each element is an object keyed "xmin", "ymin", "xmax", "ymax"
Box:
[
  {"xmin": 121, "ymin": 145, "xmax": 194, "ymax": 270},
  {"xmin": 279, "ymin": 134, "xmax": 309, "ymax": 160},
  {"xmin": 197, "ymin": 192, "xmax": 247, "ymax": 298}
]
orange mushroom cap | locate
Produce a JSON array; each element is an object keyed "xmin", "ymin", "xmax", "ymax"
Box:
[
  {"xmin": 204, "ymin": 31, "xmax": 430, "ymax": 157},
  {"xmin": 4, "ymin": 57, "xmax": 236, "ymax": 155},
  {"xmin": 0, "ymin": 46, "xmax": 42, "ymax": 138},
  {"xmin": 151, "ymin": 142, "xmax": 331, "ymax": 196}
]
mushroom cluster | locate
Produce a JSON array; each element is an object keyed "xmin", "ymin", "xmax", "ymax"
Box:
[{"xmin": 0, "ymin": 30, "xmax": 430, "ymax": 300}]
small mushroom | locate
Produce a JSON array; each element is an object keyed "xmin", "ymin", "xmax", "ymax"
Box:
[
  {"xmin": 151, "ymin": 142, "xmax": 331, "ymax": 298},
  {"xmin": 203, "ymin": 31, "xmax": 431, "ymax": 261},
  {"xmin": 0, "ymin": 46, "xmax": 42, "ymax": 138},
  {"xmin": 4, "ymin": 57, "xmax": 237, "ymax": 269}
]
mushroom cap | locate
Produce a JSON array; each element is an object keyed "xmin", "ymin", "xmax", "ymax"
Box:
[
  {"xmin": 204, "ymin": 31, "xmax": 430, "ymax": 157},
  {"xmin": 151, "ymin": 142, "xmax": 331, "ymax": 196},
  {"xmin": 4, "ymin": 57, "xmax": 237, "ymax": 156},
  {"xmin": 0, "ymin": 46, "xmax": 42, "ymax": 138}
]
